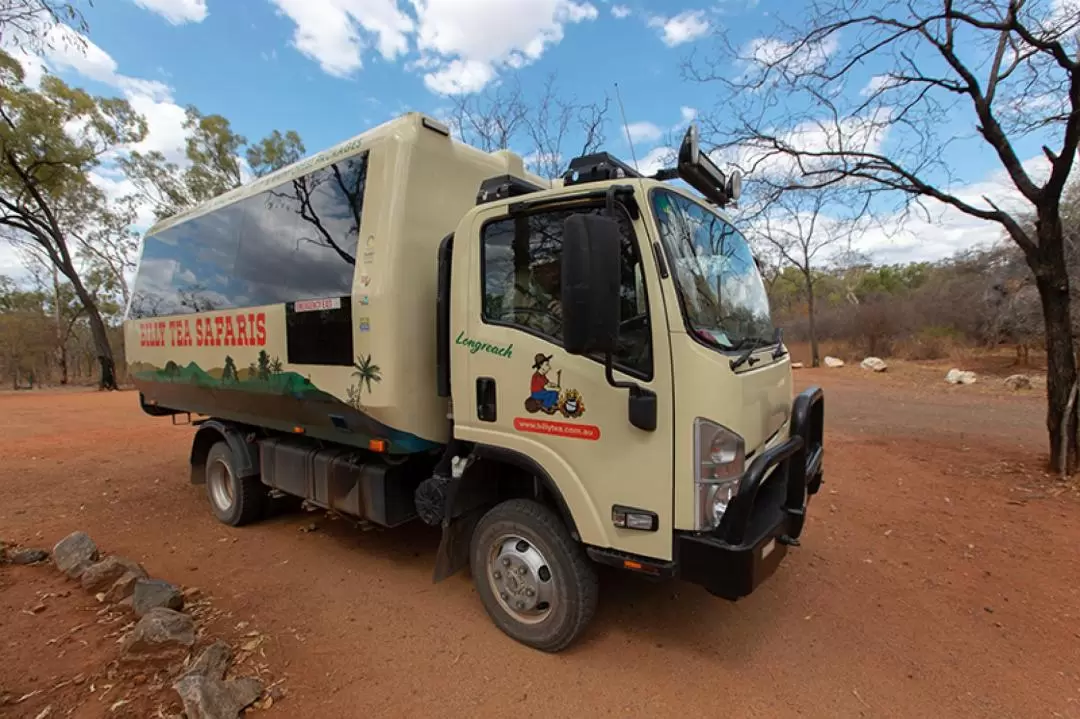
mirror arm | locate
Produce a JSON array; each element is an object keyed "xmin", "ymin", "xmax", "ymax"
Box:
[{"xmin": 603, "ymin": 353, "xmax": 636, "ymax": 391}]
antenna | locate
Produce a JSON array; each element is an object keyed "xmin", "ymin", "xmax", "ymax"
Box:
[{"xmin": 614, "ymin": 82, "xmax": 638, "ymax": 172}]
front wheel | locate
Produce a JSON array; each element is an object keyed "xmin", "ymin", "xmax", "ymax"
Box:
[
  {"xmin": 470, "ymin": 499, "xmax": 598, "ymax": 652},
  {"xmin": 205, "ymin": 441, "xmax": 265, "ymax": 526}
]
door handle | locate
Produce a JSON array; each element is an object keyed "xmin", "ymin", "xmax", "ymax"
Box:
[{"xmin": 476, "ymin": 377, "xmax": 497, "ymax": 422}]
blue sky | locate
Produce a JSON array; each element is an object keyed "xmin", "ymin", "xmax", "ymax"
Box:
[{"xmin": 1, "ymin": 0, "xmax": 1070, "ymax": 277}]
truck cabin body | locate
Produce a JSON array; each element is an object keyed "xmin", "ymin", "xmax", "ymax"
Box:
[{"xmin": 124, "ymin": 113, "xmax": 824, "ymax": 652}]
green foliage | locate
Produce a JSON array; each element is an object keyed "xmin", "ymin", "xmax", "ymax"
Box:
[
  {"xmin": 352, "ymin": 354, "xmax": 381, "ymax": 394},
  {"xmin": 121, "ymin": 110, "xmax": 306, "ymax": 221},
  {"xmin": 222, "ymin": 355, "xmax": 238, "ymax": 383},
  {"xmin": 0, "ymin": 51, "xmax": 142, "ymax": 388},
  {"xmin": 256, "ymin": 349, "xmax": 270, "ymax": 381},
  {"xmin": 246, "ymin": 130, "xmax": 305, "ymax": 178}
]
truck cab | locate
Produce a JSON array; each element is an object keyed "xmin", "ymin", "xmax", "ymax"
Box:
[{"xmin": 436, "ymin": 129, "xmax": 824, "ymax": 650}]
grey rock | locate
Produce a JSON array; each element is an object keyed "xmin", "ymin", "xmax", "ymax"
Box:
[
  {"xmin": 945, "ymin": 368, "xmax": 977, "ymax": 385},
  {"xmin": 179, "ymin": 641, "xmax": 232, "ymax": 681},
  {"xmin": 52, "ymin": 532, "xmax": 99, "ymax": 579},
  {"xmin": 121, "ymin": 607, "xmax": 194, "ymax": 659},
  {"xmin": 9, "ymin": 548, "xmax": 49, "ymax": 565},
  {"xmin": 173, "ymin": 641, "xmax": 263, "ymax": 719},
  {"xmin": 80, "ymin": 556, "xmax": 147, "ymax": 594},
  {"xmin": 133, "ymin": 578, "xmax": 184, "ymax": 616},
  {"xmin": 103, "ymin": 571, "xmax": 144, "ymax": 603},
  {"xmin": 824, "ymin": 356, "xmax": 845, "ymax": 368},
  {"xmin": 860, "ymin": 357, "xmax": 888, "ymax": 372},
  {"xmin": 174, "ymin": 674, "xmax": 263, "ymax": 719},
  {"xmin": 1004, "ymin": 373, "xmax": 1032, "ymax": 390}
]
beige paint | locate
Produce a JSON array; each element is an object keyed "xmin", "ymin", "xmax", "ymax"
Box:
[
  {"xmin": 126, "ymin": 113, "xmax": 793, "ymax": 560},
  {"xmin": 451, "ymin": 185, "xmax": 677, "ymax": 560},
  {"xmin": 126, "ymin": 113, "xmax": 549, "ymax": 444}
]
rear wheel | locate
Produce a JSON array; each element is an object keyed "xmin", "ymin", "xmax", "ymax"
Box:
[
  {"xmin": 470, "ymin": 499, "xmax": 597, "ymax": 652},
  {"xmin": 205, "ymin": 441, "xmax": 265, "ymax": 526}
]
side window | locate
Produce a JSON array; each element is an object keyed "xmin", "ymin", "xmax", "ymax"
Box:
[
  {"xmin": 127, "ymin": 152, "xmax": 369, "ymax": 319},
  {"xmin": 481, "ymin": 206, "xmax": 652, "ymax": 378}
]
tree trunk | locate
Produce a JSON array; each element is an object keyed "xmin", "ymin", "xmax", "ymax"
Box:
[
  {"xmin": 806, "ymin": 275, "xmax": 820, "ymax": 368},
  {"xmin": 66, "ymin": 266, "xmax": 118, "ymax": 391},
  {"xmin": 1030, "ymin": 217, "xmax": 1077, "ymax": 474},
  {"xmin": 52, "ymin": 265, "xmax": 68, "ymax": 384}
]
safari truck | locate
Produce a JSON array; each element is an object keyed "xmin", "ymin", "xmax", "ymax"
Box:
[{"xmin": 124, "ymin": 113, "xmax": 824, "ymax": 652}]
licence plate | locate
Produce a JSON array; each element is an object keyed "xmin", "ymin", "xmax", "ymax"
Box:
[{"xmin": 760, "ymin": 538, "xmax": 777, "ymax": 560}]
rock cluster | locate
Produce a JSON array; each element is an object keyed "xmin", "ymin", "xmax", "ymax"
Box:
[{"xmin": 8, "ymin": 530, "xmax": 267, "ymax": 718}]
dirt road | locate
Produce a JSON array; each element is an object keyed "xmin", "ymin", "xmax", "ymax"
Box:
[{"xmin": 2, "ymin": 369, "xmax": 1078, "ymax": 718}]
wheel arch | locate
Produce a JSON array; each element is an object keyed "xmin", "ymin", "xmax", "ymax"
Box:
[
  {"xmin": 189, "ymin": 420, "xmax": 260, "ymax": 485},
  {"xmin": 470, "ymin": 444, "xmax": 580, "ymax": 541}
]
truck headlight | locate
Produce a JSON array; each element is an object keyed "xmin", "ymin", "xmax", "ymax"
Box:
[{"xmin": 694, "ymin": 419, "xmax": 746, "ymax": 531}]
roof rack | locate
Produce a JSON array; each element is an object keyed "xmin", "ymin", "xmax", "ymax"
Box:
[
  {"xmin": 563, "ymin": 153, "xmax": 641, "ymax": 186},
  {"xmin": 476, "ymin": 175, "xmax": 544, "ymax": 205}
]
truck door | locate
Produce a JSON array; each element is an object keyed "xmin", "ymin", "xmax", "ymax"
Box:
[{"xmin": 451, "ymin": 196, "xmax": 676, "ymax": 561}]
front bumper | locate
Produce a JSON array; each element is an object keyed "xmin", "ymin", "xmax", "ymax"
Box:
[{"xmin": 677, "ymin": 386, "xmax": 824, "ymax": 600}]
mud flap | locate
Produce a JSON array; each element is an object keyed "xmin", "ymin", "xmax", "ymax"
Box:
[{"xmin": 432, "ymin": 508, "xmax": 483, "ymax": 583}]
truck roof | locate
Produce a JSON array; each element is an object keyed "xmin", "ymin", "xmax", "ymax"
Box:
[{"xmin": 145, "ymin": 113, "xmax": 546, "ymax": 238}]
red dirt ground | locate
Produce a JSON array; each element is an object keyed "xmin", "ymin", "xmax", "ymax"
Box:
[{"xmin": 2, "ymin": 367, "xmax": 1079, "ymax": 718}]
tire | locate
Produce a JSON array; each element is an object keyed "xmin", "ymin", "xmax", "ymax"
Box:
[
  {"xmin": 470, "ymin": 498, "xmax": 598, "ymax": 652},
  {"xmin": 204, "ymin": 441, "xmax": 265, "ymax": 526}
]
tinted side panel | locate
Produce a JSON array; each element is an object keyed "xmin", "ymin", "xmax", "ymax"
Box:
[
  {"xmin": 286, "ymin": 299, "xmax": 353, "ymax": 366},
  {"xmin": 128, "ymin": 152, "xmax": 369, "ymax": 318}
]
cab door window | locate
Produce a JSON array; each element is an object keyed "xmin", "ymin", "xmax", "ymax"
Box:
[{"xmin": 480, "ymin": 205, "xmax": 652, "ymax": 378}]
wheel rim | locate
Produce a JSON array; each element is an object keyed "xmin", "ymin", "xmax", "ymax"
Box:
[
  {"xmin": 487, "ymin": 534, "xmax": 555, "ymax": 624},
  {"xmin": 207, "ymin": 458, "xmax": 235, "ymax": 511}
]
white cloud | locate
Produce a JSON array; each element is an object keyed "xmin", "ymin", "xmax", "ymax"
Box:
[
  {"xmin": 860, "ymin": 74, "xmax": 898, "ymax": 97},
  {"xmin": 636, "ymin": 146, "xmax": 675, "ymax": 175},
  {"xmin": 132, "ymin": 0, "xmax": 208, "ymax": 24},
  {"xmin": 626, "ymin": 121, "xmax": 663, "ymax": 144},
  {"xmin": 680, "ymin": 106, "xmax": 697, "ymax": 123},
  {"xmin": 422, "ymin": 58, "xmax": 496, "ymax": 95},
  {"xmin": 270, "ymin": 0, "xmax": 414, "ymax": 77},
  {"xmin": 744, "ymin": 34, "xmax": 838, "ymax": 75},
  {"xmin": 648, "ymin": 10, "xmax": 710, "ymax": 47},
  {"xmin": 611, "ymin": 4, "xmax": 631, "ymax": 18},
  {"xmin": 414, "ymin": 0, "xmax": 600, "ymax": 95},
  {"xmin": 270, "ymin": 0, "xmax": 599, "ymax": 93}
]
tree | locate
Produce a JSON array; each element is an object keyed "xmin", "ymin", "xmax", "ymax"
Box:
[
  {"xmin": 352, "ymin": 354, "xmax": 381, "ymax": 397},
  {"xmin": 756, "ymin": 186, "xmax": 868, "ymax": 366},
  {"xmin": 0, "ymin": 1, "xmax": 88, "ymax": 57},
  {"xmin": 0, "ymin": 51, "xmax": 145, "ymax": 390},
  {"xmin": 247, "ymin": 130, "xmax": 305, "ymax": 177},
  {"xmin": 0, "ymin": 274, "xmax": 48, "ymax": 388},
  {"xmin": 121, "ymin": 110, "xmax": 306, "ymax": 221},
  {"xmin": 448, "ymin": 74, "xmax": 610, "ymax": 180},
  {"xmin": 247, "ymin": 360, "xmax": 257, "ymax": 379},
  {"xmin": 256, "ymin": 349, "xmax": 270, "ymax": 381},
  {"xmin": 268, "ymin": 356, "xmax": 283, "ymax": 374},
  {"xmin": 222, "ymin": 355, "xmax": 238, "ymax": 383},
  {"xmin": 691, "ymin": 0, "xmax": 1080, "ymax": 472}
]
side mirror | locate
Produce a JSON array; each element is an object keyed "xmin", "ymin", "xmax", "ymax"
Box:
[{"xmin": 561, "ymin": 213, "xmax": 621, "ymax": 356}]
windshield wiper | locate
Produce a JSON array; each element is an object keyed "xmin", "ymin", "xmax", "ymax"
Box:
[{"xmin": 729, "ymin": 339, "xmax": 765, "ymax": 370}]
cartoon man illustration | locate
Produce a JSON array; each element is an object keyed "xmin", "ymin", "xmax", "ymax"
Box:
[{"xmin": 529, "ymin": 353, "xmax": 561, "ymax": 413}]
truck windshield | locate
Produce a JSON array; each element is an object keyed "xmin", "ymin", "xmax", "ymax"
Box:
[{"xmin": 651, "ymin": 189, "xmax": 773, "ymax": 350}]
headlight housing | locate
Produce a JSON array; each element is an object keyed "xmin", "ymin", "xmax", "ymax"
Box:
[{"xmin": 694, "ymin": 419, "xmax": 746, "ymax": 531}]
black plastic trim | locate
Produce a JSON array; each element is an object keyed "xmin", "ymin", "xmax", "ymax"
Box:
[
  {"xmin": 189, "ymin": 419, "xmax": 260, "ymax": 484},
  {"xmin": 472, "ymin": 444, "xmax": 579, "ymax": 540},
  {"xmin": 586, "ymin": 546, "xmax": 675, "ymax": 578},
  {"xmin": 436, "ymin": 233, "xmax": 454, "ymax": 398}
]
